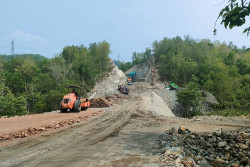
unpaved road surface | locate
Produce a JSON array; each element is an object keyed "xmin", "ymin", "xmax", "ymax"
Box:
[
  {"xmin": 0, "ymin": 83, "xmax": 249, "ymax": 167},
  {"xmin": 0, "ymin": 109, "xmax": 103, "ymax": 136}
]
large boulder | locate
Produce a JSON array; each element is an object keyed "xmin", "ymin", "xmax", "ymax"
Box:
[{"xmin": 200, "ymin": 91, "xmax": 218, "ymax": 113}]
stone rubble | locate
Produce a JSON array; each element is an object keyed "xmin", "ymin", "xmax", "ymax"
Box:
[{"xmin": 154, "ymin": 127, "xmax": 250, "ymax": 167}]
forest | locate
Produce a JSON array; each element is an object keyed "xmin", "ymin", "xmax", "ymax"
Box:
[
  {"xmin": 0, "ymin": 41, "xmax": 112, "ymax": 116},
  {"xmin": 1, "ymin": 36, "xmax": 249, "ymax": 117},
  {"xmin": 118, "ymin": 36, "xmax": 250, "ymax": 116}
]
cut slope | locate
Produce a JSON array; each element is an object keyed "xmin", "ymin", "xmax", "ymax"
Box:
[
  {"xmin": 88, "ymin": 65, "xmax": 127, "ymax": 99},
  {"xmin": 125, "ymin": 55, "xmax": 155, "ymax": 83}
]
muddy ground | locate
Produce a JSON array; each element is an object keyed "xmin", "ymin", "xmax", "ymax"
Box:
[{"xmin": 0, "ymin": 83, "xmax": 249, "ymax": 167}]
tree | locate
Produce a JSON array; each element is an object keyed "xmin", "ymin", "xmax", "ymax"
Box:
[
  {"xmin": 177, "ymin": 78, "xmax": 202, "ymax": 117},
  {"xmin": 214, "ymin": 0, "xmax": 250, "ymax": 36}
]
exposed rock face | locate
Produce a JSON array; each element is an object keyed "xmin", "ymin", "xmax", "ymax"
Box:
[
  {"xmin": 125, "ymin": 55, "xmax": 155, "ymax": 83},
  {"xmin": 200, "ymin": 91, "xmax": 218, "ymax": 113},
  {"xmin": 88, "ymin": 64, "xmax": 127, "ymax": 99}
]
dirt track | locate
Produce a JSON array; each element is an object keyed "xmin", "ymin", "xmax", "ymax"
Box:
[
  {"xmin": 0, "ymin": 83, "xmax": 249, "ymax": 167},
  {"xmin": 0, "ymin": 109, "xmax": 103, "ymax": 136}
]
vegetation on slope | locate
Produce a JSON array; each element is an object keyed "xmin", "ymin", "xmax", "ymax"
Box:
[
  {"xmin": 118, "ymin": 36, "xmax": 250, "ymax": 116},
  {"xmin": 0, "ymin": 41, "xmax": 112, "ymax": 116}
]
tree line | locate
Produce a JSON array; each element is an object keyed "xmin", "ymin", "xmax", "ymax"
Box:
[
  {"xmin": 116, "ymin": 48, "xmax": 152, "ymax": 72},
  {"xmin": 0, "ymin": 41, "xmax": 112, "ymax": 116},
  {"xmin": 118, "ymin": 36, "xmax": 249, "ymax": 116}
]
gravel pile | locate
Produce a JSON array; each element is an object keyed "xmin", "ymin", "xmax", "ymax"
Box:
[{"xmin": 154, "ymin": 127, "xmax": 250, "ymax": 167}]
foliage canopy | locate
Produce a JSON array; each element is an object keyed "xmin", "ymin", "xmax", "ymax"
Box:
[
  {"xmin": 214, "ymin": 0, "xmax": 250, "ymax": 36},
  {"xmin": 0, "ymin": 41, "xmax": 112, "ymax": 116}
]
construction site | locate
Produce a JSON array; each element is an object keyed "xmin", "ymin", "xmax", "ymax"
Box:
[{"xmin": 0, "ymin": 58, "xmax": 249, "ymax": 167}]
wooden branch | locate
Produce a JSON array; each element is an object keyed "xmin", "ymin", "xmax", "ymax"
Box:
[
  {"xmin": 214, "ymin": 0, "xmax": 225, "ymax": 6},
  {"xmin": 241, "ymin": 0, "xmax": 248, "ymax": 8}
]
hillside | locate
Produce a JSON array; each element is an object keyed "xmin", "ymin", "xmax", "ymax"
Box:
[
  {"xmin": 118, "ymin": 37, "xmax": 250, "ymax": 117},
  {"xmin": 0, "ymin": 67, "xmax": 249, "ymax": 167},
  {"xmin": 0, "ymin": 54, "xmax": 46, "ymax": 61},
  {"xmin": 0, "ymin": 41, "xmax": 113, "ymax": 116}
]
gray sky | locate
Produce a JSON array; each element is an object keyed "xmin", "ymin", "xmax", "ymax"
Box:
[{"xmin": 0, "ymin": 0, "xmax": 249, "ymax": 62}]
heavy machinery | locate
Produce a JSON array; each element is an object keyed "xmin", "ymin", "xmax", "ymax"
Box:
[
  {"xmin": 127, "ymin": 78, "xmax": 132, "ymax": 85},
  {"xmin": 127, "ymin": 71, "xmax": 136, "ymax": 85},
  {"xmin": 60, "ymin": 86, "xmax": 90, "ymax": 113},
  {"xmin": 118, "ymin": 85, "xmax": 129, "ymax": 94}
]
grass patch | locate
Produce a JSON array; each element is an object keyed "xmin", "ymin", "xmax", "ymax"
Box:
[{"xmin": 208, "ymin": 109, "xmax": 250, "ymax": 117}]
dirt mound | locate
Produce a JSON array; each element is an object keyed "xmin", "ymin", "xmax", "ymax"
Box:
[
  {"xmin": 90, "ymin": 94, "xmax": 128, "ymax": 108},
  {"xmin": 139, "ymin": 91, "xmax": 175, "ymax": 117},
  {"xmin": 88, "ymin": 65, "xmax": 127, "ymax": 99},
  {"xmin": 90, "ymin": 98, "xmax": 110, "ymax": 108}
]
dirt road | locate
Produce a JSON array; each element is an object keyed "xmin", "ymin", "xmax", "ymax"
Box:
[
  {"xmin": 0, "ymin": 83, "xmax": 249, "ymax": 167},
  {"xmin": 0, "ymin": 109, "xmax": 103, "ymax": 136}
]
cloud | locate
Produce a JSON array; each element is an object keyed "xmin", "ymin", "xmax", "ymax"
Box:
[
  {"xmin": 0, "ymin": 30, "xmax": 54, "ymax": 57},
  {"xmin": 3, "ymin": 30, "xmax": 48, "ymax": 44}
]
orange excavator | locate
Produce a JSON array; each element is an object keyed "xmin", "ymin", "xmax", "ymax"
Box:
[{"xmin": 60, "ymin": 86, "xmax": 90, "ymax": 113}]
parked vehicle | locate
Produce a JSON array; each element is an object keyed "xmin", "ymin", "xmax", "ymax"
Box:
[
  {"xmin": 127, "ymin": 71, "xmax": 136, "ymax": 84},
  {"xmin": 118, "ymin": 85, "xmax": 129, "ymax": 94}
]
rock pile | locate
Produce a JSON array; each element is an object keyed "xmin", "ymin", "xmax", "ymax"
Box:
[
  {"xmin": 90, "ymin": 94, "xmax": 128, "ymax": 108},
  {"xmin": 155, "ymin": 127, "xmax": 250, "ymax": 167}
]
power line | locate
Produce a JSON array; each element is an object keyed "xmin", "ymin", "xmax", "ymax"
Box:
[
  {"xmin": 0, "ymin": 45, "xmax": 10, "ymax": 48},
  {"xmin": 16, "ymin": 46, "xmax": 55, "ymax": 54},
  {"xmin": 0, "ymin": 42, "xmax": 57, "ymax": 56}
]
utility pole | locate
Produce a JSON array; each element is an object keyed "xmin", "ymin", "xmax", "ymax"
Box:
[
  {"xmin": 116, "ymin": 54, "xmax": 121, "ymax": 67},
  {"xmin": 11, "ymin": 40, "xmax": 14, "ymax": 56}
]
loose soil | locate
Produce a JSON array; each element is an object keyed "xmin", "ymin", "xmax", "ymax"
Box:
[
  {"xmin": 0, "ymin": 109, "xmax": 104, "ymax": 141},
  {"xmin": 0, "ymin": 83, "xmax": 249, "ymax": 167}
]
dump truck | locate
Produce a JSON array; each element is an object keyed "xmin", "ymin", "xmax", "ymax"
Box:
[
  {"xmin": 127, "ymin": 78, "xmax": 132, "ymax": 85},
  {"xmin": 60, "ymin": 86, "xmax": 90, "ymax": 113},
  {"xmin": 127, "ymin": 71, "xmax": 136, "ymax": 84},
  {"xmin": 118, "ymin": 85, "xmax": 129, "ymax": 94}
]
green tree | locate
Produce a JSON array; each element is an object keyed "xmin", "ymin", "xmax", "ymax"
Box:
[
  {"xmin": 214, "ymin": 0, "xmax": 250, "ymax": 35},
  {"xmin": 177, "ymin": 78, "xmax": 202, "ymax": 117}
]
